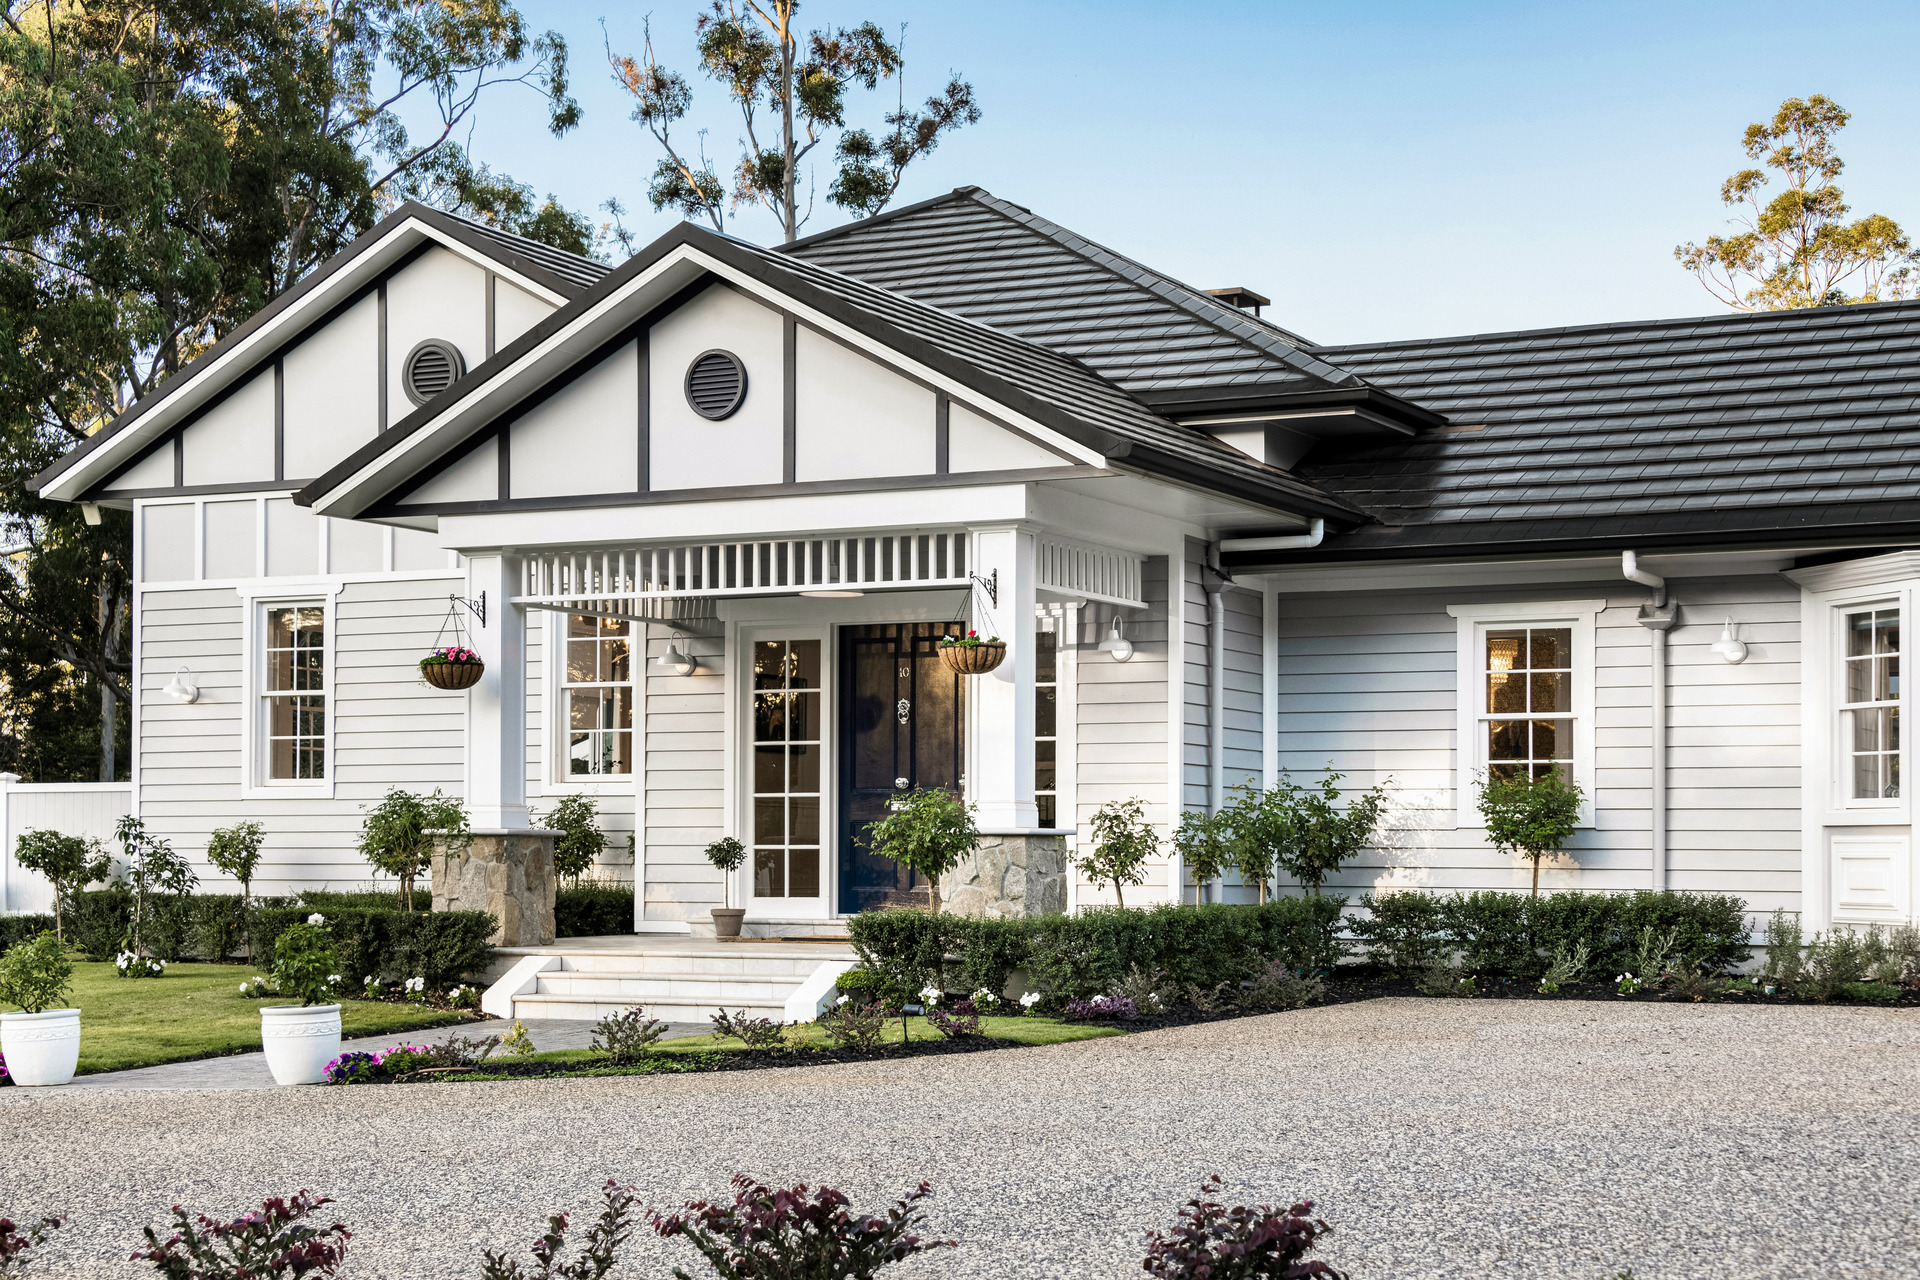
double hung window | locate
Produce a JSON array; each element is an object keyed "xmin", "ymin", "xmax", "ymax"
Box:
[
  {"xmin": 1482, "ymin": 626, "xmax": 1573, "ymax": 781},
  {"xmin": 262, "ymin": 605, "xmax": 326, "ymax": 781},
  {"xmin": 1842, "ymin": 606, "xmax": 1901, "ymax": 801},
  {"xmin": 562, "ymin": 614, "xmax": 633, "ymax": 778}
]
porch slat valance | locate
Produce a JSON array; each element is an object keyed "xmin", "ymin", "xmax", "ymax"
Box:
[{"xmin": 511, "ymin": 531, "xmax": 1147, "ymax": 614}]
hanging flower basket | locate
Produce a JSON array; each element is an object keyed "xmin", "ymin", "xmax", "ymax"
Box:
[
  {"xmin": 937, "ymin": 631, "xmax": 1006, "ymax": 676},
  {"xmin": 420, "ymin": 646, "xmax": 484, "ymax": 690}
]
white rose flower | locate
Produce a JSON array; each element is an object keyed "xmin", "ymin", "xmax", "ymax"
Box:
[{"xmin": 307, "ymin": 913, "xmax": 325, "ymax": 926}]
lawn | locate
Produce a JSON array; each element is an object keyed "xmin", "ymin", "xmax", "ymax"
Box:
[
  {"xmin": 515, "ymin": 1014, "xmax": 1122, "ymax": 1065},
  {"xmin": 12, "ymin": 962, "xmax": 479, "ymax": 1074}
]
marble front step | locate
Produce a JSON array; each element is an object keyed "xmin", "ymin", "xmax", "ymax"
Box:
[{"xmin": 494, "ymin": 943, "xmax": 857, "ymax": 1023}]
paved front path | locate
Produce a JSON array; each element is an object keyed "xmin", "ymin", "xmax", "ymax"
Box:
[{"xmin": 4, "ymin": 999, "xmax": 1917, "ymax": 1279}]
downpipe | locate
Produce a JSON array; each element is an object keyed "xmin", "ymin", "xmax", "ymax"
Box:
[{"xmin": 1623, "ymin": 551, "xmax": 1676, "ymax": 892}]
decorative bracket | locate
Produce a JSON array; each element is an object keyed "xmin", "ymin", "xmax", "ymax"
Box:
[
  {"xmin": 969, "ymin": 570, "xmax": 998, "ymax": 609},
  {"xmin": 450, "ymin": 591, "xmax": 487, "ymax": 628}
]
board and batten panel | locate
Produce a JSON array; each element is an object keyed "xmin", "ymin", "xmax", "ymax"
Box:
[
  {"xmin": 407, "ymin": 435, "xmax": 498, "ymax": 506},
  {"xmin": 1072, "ymin": 555, "xmax": 1172, "ymax": 906},
  {"xmin": 136, "ymin": 575, "xmax": 464, "ymax": 896},
  {"xmin": 180, "ymin": 372, "xmax": 275, "ymax": 486},
  {"xmin": 1271, "ymin": 575, "xmax": 1801, "ymax": 910},
  {"xmin": 141, "ymin": 503, "xmax": 196, "ymax": 582},
  {"xmin": 642, "ymin": 627, "xmax": 727, "ymax": 921},
  {"xmin": 511, "ymin": 341, "xmax": 639, "ymax": 499},
  {"xmin": 648, "ymin": 284, "xmax": 784, "ymax": 491},
  {"xmin": 792, "ymin": 326, "xmax": 935, "ymax": 481},
  {"xmin": 947, "ymin": 403, "xmax": 1063, "ymax": 473},
  {"xmin": 283, "ymin": 292, "xmax": 379, "ymax": 479},
  {"xmin": 494, "ymin": 280, "xmax": 555, "ymax": 348},
  {"xmin": 103, "ymin": 443, "xmax": 174, "ymax": 495},
  {"xmin": 386, "ymin": 246, "xmax": 486, "ymax": 417}
]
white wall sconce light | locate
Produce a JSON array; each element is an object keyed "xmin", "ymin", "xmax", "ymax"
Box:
[
  {"xmin": 162, "ymin": 667, "xmax": 200, "ymax": 703},
  {"xmin": 1710, "ymin": 618, "xmax": 1749, "ymax": 665},
  {"xmin": 1096, "ymin": 616, "xmax": 1134, "ymax": 662},
  {"xmin": 656, "ymin": 634, "xmax": 697, "ymax": 676}
]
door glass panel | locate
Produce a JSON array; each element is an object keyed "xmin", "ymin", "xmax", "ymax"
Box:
[
  {"xmin": 752, "ymin": 639, "xmax": 822, "ymax": 898},
  {"xmin": 1035, "ymin": 626, "xmax": 1058, "ymax": 828}
]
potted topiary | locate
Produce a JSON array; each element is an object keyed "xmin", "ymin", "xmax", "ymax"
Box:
[
  {"xmin": 260, "ymin": 915, "xmax": 342, "ymax": 1085},
  {"xmin": 0, "ymin": 932, "xmax": 78, "ymax": 1087},
  {"xmin": 704, "ymin": 836, "xmax": 748, "ymax": 938},
  {"xmin": 420, "ymin": 643, "xmax": 485, "ymax": 690},
  {"xmin": 936, "ymin": 629, "xmax": 1005, "ymax": 675}
]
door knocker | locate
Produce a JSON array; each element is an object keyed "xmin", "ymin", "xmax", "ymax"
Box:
[{"xmin": 896, "ymin": 698, "xmax": 911, "ymax": 725}]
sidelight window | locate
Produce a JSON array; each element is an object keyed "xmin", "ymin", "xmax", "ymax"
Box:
[
  {"xmin": 1035, "ymin": 626, "xmax": 1058, "ymax": 827},
  {"xmin": 752, "ymin": 639, "xmax": 822, "ymax": 898},
  {"xmin": 1842, "ymin": 607, "xmax": 1900, "ymax": 801}
]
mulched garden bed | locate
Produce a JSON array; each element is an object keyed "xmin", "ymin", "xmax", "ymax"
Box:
[{"xmin": 384, "ymin": 1033, "xmax": 1027, "ymax": 1084}]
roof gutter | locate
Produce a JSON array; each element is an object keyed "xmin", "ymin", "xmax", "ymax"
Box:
[{"xmin": 1217, "ymin": 520, "xmax": 1325, "ymax": 555}]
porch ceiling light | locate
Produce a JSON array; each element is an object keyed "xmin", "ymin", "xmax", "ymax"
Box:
[
  {"xmin": 657, "ymin": 636, "xmax": 697, "ymax": 676},
  {"xmin": 1097, "ymin": 617, "xmax": 1134, "ymax": 662},
  {"xmin": 162, "ymin": 666, "xmax": 199, "ymax": 704},
  {"xmin": 799, "ymin": 590, "xmax": 864, "ymax": 598},
  {"xmin": 1710, "ymin": 618, "xmax": 1749, "ymax": 665}
]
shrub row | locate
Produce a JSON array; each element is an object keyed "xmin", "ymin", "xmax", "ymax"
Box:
[
  {"xmin": 0, "ymin": 914, "xmax": 56, "ymax": 951},
  {"xmin": 848, "ymin": 899, "xmax": 1349, "ymax": 1004},
  {"xmin": 1351, "ymin": 889, "xmax": 1753, "ymax": 978},
  {"xmin": 251, "ymin": 907, "xmax": 497, "ymax": 989},
  {"xmin": 555, "ymin": 882, "xmax": 635, "ymax": 937}
]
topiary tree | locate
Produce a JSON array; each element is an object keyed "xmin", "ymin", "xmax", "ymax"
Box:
[
  {"xmin": 541, "ymin": 794, "xmax": 605, "ymax": 886},
  {"xmin": 1476, "ymin": 767, "xmax": 1584, "ymax": 898},
  {"xmin": 1172, "ymin": 808, "xmax": 1234, "ymax": 906},
  {"xmin": 1223, "ymin": 782, "xmax": 1290, "ymax": 905},
  {"xmin": 11, "ymin": 830, "xmax": 108, "ymax": 942},
  {"xmin": 1274, "ymin": 769, "xmax": 1390, "ymax": 898},
  {"xmin": 1079, "ymin": 797, "xmax": 1158, "ymax": 908},
  {"xmin": 358, "ymin": 788, "xmax": 469, "ymax": 910},
  {"xmin": 206, "ymin": 821, "xmax": 265, "ymax": 909},
  {"xmin": 115, "ymin": 815, "xmax": 196, "ymax": 957},
  {"xmin": 704, "ymin": 836, "xmax": 748, "ymax": 910},
  {"xmin": 862, "ymin": 788, "xmax": 979, "ymax": 913}
]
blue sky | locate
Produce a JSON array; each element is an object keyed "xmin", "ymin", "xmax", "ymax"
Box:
[{"xmin": 464, "ymin": 1, "xmax": 1920, "ymax": 343}]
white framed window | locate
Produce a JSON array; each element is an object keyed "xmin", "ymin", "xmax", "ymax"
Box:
[
  {"xmin": 556, "ymin": 613, "xmax": 635, "ymax": 782},
  {"xmin": 1447, "ymin": 600, "xmax": 1603, "ymax": 827},
  {"xmin": 238, "ymin": 586, "xmax": 340, "ymax": 797},
  {"xmin": 1035, "ymin": 622, "xmax": 1058, "ymax": 828},
  {"xmin": 1840, "ymin": 604, "xmax": 1901, "ymax": 805}
]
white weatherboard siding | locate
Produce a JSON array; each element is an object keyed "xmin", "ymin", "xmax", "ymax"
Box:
[
  {"xmin": 793, "ymin": 326, "xmax": 936, "ymax": 481},
  {"xmin": 524, "ymin": 616, "xmax": 637, "ymax": 881},
  {"xmin": 1072, "ymin": 555, "xmax": 1172, "ymax": 906},
  {"xmin": 642, "ymin": 627, "xmax": 727, "ymax": 921},
  {"xmin": 1182, "ymin": 539, "xmax": 1210, "ymax": 815},
  {"xmin": 1217, "ymin": 584, "xmax": 1264, "ymax": 902},
  {"xmin": 649, "ymin": 284, "xmax": 784, "ymax": 492},
  {"xmin": 137, "ymin": 576, "xmax": 463, "ymax": 895},
  {"xmin": 1271, "ymin": 575, "xmax": 1801, "ymax": 909}
]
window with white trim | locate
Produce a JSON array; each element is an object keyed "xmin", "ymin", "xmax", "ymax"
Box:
[
  {"xmin": 561, "ymin": 614, "xmax": 634, "ymax": 777},
  {"xmin": 1842, "ymin": 606, "xmax": 1900, "ymax": 801},
  {"xmin": 1035, "ymin": 624, "xmax": 1058, "ymax": 827},
  {"xmin": 261, "ymin": 605, "xmax": 326, "ymax": 781},
  {"xmin": 1482, "ymin": 626, "xmax": 1573, "ymax": 781}
]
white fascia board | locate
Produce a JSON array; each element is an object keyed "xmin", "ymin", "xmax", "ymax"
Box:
[
  {"xmin": 1244, "ymin": 547, "xmax": 1803, "ymax": 594},
  {"xmin": 40, "ymin": 217, "xmax": 569, "ymax": 504},
  {"xmin": 688, "ymin": 249, "xmax": 1108, "ymax": 469},
  {"xmin": 435, "ymin": 482, "xmax": 1035, "ymax": 554}
]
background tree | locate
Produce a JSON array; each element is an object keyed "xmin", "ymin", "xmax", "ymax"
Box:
[
  {"xmin": 205, "ymin": 821, "xmax": 266, "ymax": 911},
  {"xmin": 1273, "ymin": 769, "xmax": 1389, "ymax": 897},
  {"xmin": 1676, "ymin": 95, "xmax": 1916, "ymax": 311},
  {"xmin": 1476, "ymin": 767, "xmax": 1584, "ymax": 898},
  {"xmin": 0, "ymin": 0, "xmax": 594, "ymax": 781},
  {"xmin": 11, "ymin": 829, "xmax": 109, "ymax": 941},
  {"xmin": 1172, "ymin": 808, "xmax": 1233, "ymax": 907},
  {"xmin": 862, "ymin": 787, "xmax": 978, "ymax": 913},
  {"xmin": 1079, "ymin": 797, "xmax": 1157, "ymax": 908},
  {"xmin": 541, "ymin": 794, "xmax": 605, "ymax": 885},
  {"xmin": 114, "ymin": 814, "xmax": 196, "ymax": 956},
  {"xmin": 607, "ymin": 3, "xmax": 978, "ymax": 243},
  {"xmin": 358, "ymin": 787, "xmax": 469, "ymax": 909}
]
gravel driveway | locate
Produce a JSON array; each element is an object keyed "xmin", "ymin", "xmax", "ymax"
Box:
[{"xmin": 3, "ymin": 998, "xmax": 1917, "ymax": 1279}]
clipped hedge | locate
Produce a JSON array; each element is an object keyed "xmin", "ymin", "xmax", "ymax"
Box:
[
  {"xmin": 1352, "ymin": 889, "xmax": 1753, "ymax": 979},
  {"xmin": 847, "ymin": 898, "xmax": 1349, "ymax": 1005},
  {"xmin": 66, "ymin": 889, "xmax": 298, "ymax": 963},
  {"xmin": 299, "ymin": 888, "xmax": 431, "ymax": 912},
  {"xmin": 251, "ymin": 906, "xmax": 498, "ymax": 989},
  {"xmin": 556, "ymin": 882, "xmax": 636, "ymax": 937},
  {"xmin": 0, "ymin": 914, "xmax": 56, "ymax": 951}
]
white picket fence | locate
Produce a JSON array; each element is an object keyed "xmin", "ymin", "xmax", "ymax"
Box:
[{"xmin": 0, "ymin": 774, "xmax": 133, "ymax": 914}]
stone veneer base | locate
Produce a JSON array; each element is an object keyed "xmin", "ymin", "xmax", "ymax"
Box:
[{"xmin": 431, "ymin": 830, "xmax": 558, "ymax": 946}]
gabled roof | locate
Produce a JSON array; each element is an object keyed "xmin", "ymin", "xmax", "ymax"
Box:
[
  {"xmin": 32, "ymin": 202, "xmax": 609, "ymax": 502},
  {"xmin": 300, "ymin": 220, "xmax": 1364, "ymax": 522},
  {"xmin": 783, "ymin": 187, "xmax": 1367, "ymax": 399},
  {"xmin": 1277, "ymin": 300, "xmax": 1920, "ymax": 559}
]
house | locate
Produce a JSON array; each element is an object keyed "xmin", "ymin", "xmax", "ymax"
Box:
[{"xmin": 28, "ymin": 185, "xmax": 1920, "ymax": 940}]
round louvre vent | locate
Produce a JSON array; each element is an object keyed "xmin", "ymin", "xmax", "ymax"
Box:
[
  {"xmin": 403, "ymin": 339, "xmax": 466, "ymax": 406},
  {"xmin": 685, "ymin": 349, "xmax": 747, "ymax": 420}
]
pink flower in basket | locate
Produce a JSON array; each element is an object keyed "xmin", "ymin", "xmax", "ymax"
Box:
[{"xmin": 426, "ymin": 646, "xmax": 481, "ymax": 664}]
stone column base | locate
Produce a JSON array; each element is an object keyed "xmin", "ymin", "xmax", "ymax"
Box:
[
  {"xmin": 431, "ymin": 829, "xmax": 558, "ymax": 946},
  {"xmin": 940, "ymin": 833, "xmax": 1067, "ymax": 918}
]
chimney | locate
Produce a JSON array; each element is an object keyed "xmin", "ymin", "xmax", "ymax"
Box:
[{"xmin": 1205, "ymin": 286, "xmax": 1271, "ymax": 318}]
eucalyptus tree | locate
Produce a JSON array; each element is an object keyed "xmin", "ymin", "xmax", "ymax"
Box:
[{"xmin": 607, "ymin": 2, "xmax": 979, "ymax": 243}]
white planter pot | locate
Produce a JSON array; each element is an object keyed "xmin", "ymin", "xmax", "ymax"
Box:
[
  {"xmin": 1, "ymin": 1009, "xmax": 81, "ymax": 1087},
  {"xmin": 260, "ymin": 1004, "xmax": 342, "ymax": 1086}
]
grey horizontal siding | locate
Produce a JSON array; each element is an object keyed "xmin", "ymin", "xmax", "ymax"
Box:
[{"xmin": 642, "ymin": 628, "xmax": 726, "ymax": 922}]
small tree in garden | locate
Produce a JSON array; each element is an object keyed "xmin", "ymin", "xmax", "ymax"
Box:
[
  {"xmin": 1172, "ymin": 808, "xmax": 1234, "ymax": 906},
  {"xmin": 704, "ymin": 836, "xmax": 748, "ymax": 910},
  {"xmin": 206, "ymin": 821, "xmax": 267, "ymax": 962},
  {"xmin": 1224, "ymin": 782, "xmax": 1290, "ymax": 904},
  {"xmin": 1079, "ymin": 797, "xmax": 1158, "ymax": 908},
  {"xmin": 861, "ymin": 788, "xmax": 979, "ymax": 914},
  {"xmin": 1274, "ymin": 770, "xmax": 1389, "ymax": 897},
  {"xmin": 358, "ymin": 788, "xmax": 469, "ymax": 910},
  {"xmin": 1476, "ymin": 767, "xmax": 1584, "ymax": 898},
  {"xmin": 0, "ymin": 932, "xmax": 74, "ymax": 1014},
  {"xmin": 652, "ymin": 1176, "xmax": 955, "ymax": 1277},
  {"xmin": 11, "ymin": 830, "xmax": 108, "ymax": 942},
  {"xmin": 115, "ymin": 815, "xmax": 197, "ymax": 957},
  {"xmin": 541, "ymin": 795, "xmax": 605, "ymax": 886}
]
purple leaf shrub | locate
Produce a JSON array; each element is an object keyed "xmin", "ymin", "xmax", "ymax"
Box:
[
  {"xmin": 1062, "ymin": 995, "xmax": 1138, "ymax": 1022},
  {"xmin": 478, "ymin": 1180, "xmax": 641, "ymax": 1280},
  {"xmin": 1141, "ymin": 1177, "xmax": 1342, "ymax": 1280},
  {"xmin": 134, "ymin": 1192, "xmax": 349, "ymax": 1278},
  {"xmin": 653, "ymin": 1176, "xmax": 954, "ymax": 1279},
  {"xmin": 925, "ymin": 998, "xmax": 982, "ymax": 1039},
  {"xmin": 0, "ymin": 1215, "xmax": 62, "ymax": 1273}
]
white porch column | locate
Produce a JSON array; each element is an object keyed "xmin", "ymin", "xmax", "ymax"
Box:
[
  {"xmin": 969, "ymin": 526, "xmax": 1039, "ymax": 829},
  {"xmin": 463, "ymin": 551, "xmax": 531, "ymax": 830}
]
